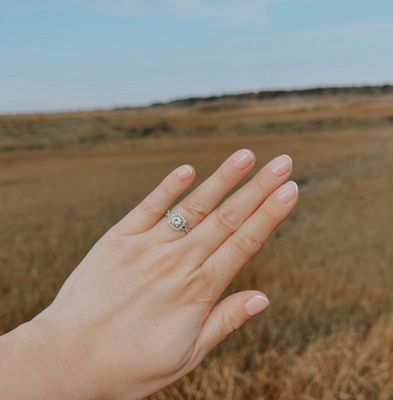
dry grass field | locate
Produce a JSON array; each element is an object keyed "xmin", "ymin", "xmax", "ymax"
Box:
[{"xmin": 1, "ymin": 91, "xmax": 392, "ymax": 399}]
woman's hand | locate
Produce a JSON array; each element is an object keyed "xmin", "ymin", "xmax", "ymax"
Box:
[{"xmin": 1, "ymin": 149, "xmax": 297, "ymax": 400}]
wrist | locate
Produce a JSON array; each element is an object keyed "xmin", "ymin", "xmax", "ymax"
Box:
[{"xmin": 0, "ymin": 315, "xmax": 97, "ymax": 400}]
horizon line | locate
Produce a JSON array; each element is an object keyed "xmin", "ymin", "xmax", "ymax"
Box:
[{"xmin": 1, "ymin": 81, "xmax": 392, "ymax": 117}]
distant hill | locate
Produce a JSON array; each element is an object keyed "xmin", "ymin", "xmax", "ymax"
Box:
[{"xmin": 146, "ymin": 84, "xmax": 393, "ymax": 108}]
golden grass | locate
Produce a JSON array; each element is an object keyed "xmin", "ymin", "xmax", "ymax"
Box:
[{"xmin": 0, "ymin": 93, "xmax": 392, "ymax": 398}]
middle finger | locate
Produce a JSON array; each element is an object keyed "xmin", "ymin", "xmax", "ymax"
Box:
[{"xmin": 181, "ymin": 154, "xmax": 293, "ymax": 261}]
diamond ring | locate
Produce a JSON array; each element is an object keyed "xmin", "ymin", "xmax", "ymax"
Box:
[{"xmin": 165, "ymin": 209, "xmax": 191, "ymax": 233}]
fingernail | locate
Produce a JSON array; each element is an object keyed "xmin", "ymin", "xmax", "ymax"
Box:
[
  {"xmin": 176, "ymin": 165, "xmax": 193, "ymax": 181},
  {"xmin": 277, "ymin": 181, "xmax": 298, "ymax": 203},
  {"xmin": 232, "ymin": 149, "xmax": 255, "ymax": 170},
  {"xmin": 269, "ymin": 154, "xmax": 292, "ymax": 176},
  {"xmin": 245, "ymin": 295, "xmax": 269, "ymax": 316}
]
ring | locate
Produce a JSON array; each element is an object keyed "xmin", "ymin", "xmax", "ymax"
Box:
[{"xmin": 165, "ymin": 209, "xmax": 191, "ymax": 233}]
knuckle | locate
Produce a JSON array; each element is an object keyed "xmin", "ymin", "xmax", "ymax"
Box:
[
  {"xmin": 256, "ymin": 169, "xmax": 274, "ymax": 192},
  {"xmin": 215, "ymin": 203, "xmax": 242, "ymax": 233},
  {"xmin": 100, "ymin": 231, "xmax": 136, "ymax": 258},
  {"xmin": 160, "ymin": 181, "xmax": 177, "ymax": 197},
  {"xmin": 220, "ymin": 311, "xmax": 241, "ymax": 338},
  {"xmin": 230, "ymin": 231, "xmax": 262, "ymax": 258},
  {"xmin": 215, "ymin": 167, "xmax": 231, "ymax": 185},
  {"xmin": 181, "ymin": 194, "xmax": 208, "ymax": 220},
  {"xmin": 263, "ymin": 201, "xmax": 284, "ymax": 223},
  {"xmin": 101, "ymin": 231, "xmax": 123, "ymax": 248},
  {"xmin": 141, "ymin": 198, "xmax": 163, "ymax": 217}
]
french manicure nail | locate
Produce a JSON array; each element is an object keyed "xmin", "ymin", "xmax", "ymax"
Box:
[
  {"xmin": 232, "ymin": 149, "xmax": 255, "ymax": 170},
  {"xmin": 270, "ymin": 154, "xmax": 292, "ymax": 176},
  {"xmin": 176, "ymin": 165, "xmax": 193, "ymax": 180},
  {"xmin": 245, "ymin": 295, "xmax": 269, "ymax": 316},
  {"xmin": 277, "ymin": 181, "xmax": 298, "ymax": 203}
]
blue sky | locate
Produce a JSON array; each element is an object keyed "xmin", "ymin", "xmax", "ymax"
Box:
[{"xmin": 1, "ymin": 0, "xmax": 393, "ymax": 114}]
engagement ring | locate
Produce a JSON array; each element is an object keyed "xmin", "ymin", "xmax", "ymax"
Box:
[{"xmin": 165, "ymin": 209, "xmax": 191, "ymax": 233}]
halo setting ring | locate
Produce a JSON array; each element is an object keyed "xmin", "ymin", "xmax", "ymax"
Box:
[{"xmin": 165, "ymin": 209, "xmax": 191, "ymax": 233}]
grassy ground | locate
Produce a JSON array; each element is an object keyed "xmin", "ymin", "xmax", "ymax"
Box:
[{"xmin": 1, "ymin": 93, "xmax": 392, "ymax": 399}]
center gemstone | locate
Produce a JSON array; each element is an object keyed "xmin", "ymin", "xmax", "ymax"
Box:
[{"xmin": 173, "ymin": 217, "xmax": 182, "ymax": 227}]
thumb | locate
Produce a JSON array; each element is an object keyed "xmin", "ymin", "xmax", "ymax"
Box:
[{"xmin": 196, "ymin": 290, "xmax": 269, "ymax": 357}]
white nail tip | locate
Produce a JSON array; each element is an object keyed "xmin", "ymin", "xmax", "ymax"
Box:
[
  {"xmin": 245, "ymin": 294, "xmax": 270, "ymax": 316},
  {"xmin": 254, "ymin": 295, "xmax": 269, "ymax": 304},
  {"xmin": 291, "ymin": 181, "xmax": 299, "ymax": 193}
]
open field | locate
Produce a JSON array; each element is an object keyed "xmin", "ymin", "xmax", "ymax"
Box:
[{"xmin": 1, "ymin": 91, "xmax": 393, "ymax": 399}]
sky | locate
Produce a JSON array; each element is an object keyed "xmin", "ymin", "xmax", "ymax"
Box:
[{"xmin": 0, "ymin": 0, "xmax": 393, "ymax": 114}]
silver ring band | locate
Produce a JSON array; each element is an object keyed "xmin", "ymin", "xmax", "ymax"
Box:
[{"xmin": 165, "ymin": 209, "xmax": 191, "ymax": 233}]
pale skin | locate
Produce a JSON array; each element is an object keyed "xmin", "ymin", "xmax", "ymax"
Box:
[{"xmin": 0, "ymin": 149, "xmax": 298, "ymax": 400}]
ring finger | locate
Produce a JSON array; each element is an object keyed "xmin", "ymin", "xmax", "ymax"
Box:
[{"xmin": 151, "ymin": 148, "xmax": 256, "ymax": 240}]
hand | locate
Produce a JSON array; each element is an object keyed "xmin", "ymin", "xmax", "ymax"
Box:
[{"xmin": 25, "ymin": 149, "xmax": 297, "ymax": 399}]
